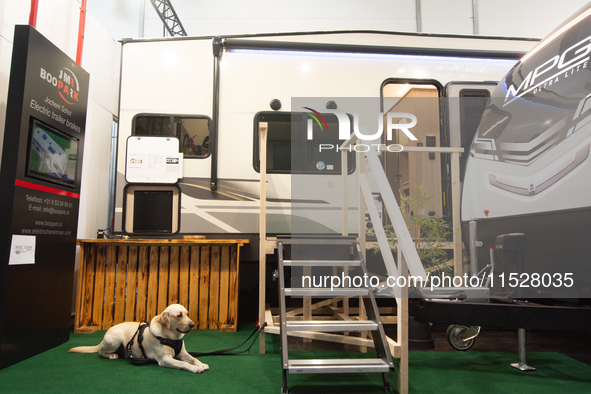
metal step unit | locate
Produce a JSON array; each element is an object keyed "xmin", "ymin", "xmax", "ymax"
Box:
[{"xmin": 277, "ymin": 235, "xmax": 395, "ymax": 393}]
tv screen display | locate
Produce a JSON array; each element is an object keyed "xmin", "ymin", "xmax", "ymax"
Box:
[{"xmin": 27, "ymin": 119, "xmax": 79, "ymax": 188}]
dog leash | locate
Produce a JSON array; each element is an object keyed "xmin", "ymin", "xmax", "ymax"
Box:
[{"xmin": 188, "ymin": 321, "xmax": 267, "ymax": 357}]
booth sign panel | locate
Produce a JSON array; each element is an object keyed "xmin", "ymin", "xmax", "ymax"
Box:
[{"xmin": 0, "ymin": 25, "xmax": 89, "ymax": 369}]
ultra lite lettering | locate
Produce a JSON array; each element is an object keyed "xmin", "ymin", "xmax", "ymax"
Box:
[
  {"xmin": 39, "ymin": 67, "xmax": 79, "ymax": 103},
  {"xmin": 506, "ymin": 34, "xmax": 591, "ymax": 101}
]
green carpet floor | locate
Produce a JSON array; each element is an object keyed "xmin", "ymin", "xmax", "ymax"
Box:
[{"xmin": 0, "ymin": 324, "xmax": 590, "ymax": 393}]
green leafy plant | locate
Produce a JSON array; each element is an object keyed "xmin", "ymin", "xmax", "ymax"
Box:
[{"xmin": 371, "ymin": 183, "xmax": 452, "ymax": 274}]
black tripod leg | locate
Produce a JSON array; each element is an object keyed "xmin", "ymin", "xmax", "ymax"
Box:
[
  {"xmin": 282, "ymin": 369, "xmax": 288, "ymax": 394},
  {"xmin": 382, "ymin": 372, "xmax": 392, "ymax": 393}
]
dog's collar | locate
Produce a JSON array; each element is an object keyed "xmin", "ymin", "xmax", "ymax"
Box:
[{"xmin": 147, "ymin": 323, "xmax": 184, "ymax": 356}]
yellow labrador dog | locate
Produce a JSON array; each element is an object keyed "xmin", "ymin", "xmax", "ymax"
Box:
[{"xmin": 69, "ymin": 304, "xmax": 208, "ymax": 373}]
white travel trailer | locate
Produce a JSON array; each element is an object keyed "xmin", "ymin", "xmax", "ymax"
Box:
[
  {"xmin": 113, "ymin": 30, "xmax": 539, "ymax": 258},
  {"xmin": 411, "ymin": 6, "xmax": 591, "ymax": 351},
  {"xmin": 461, "ymin": 4, "xmax": 591, "ymax": 299}
]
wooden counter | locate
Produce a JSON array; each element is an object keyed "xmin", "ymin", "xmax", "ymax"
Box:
[{"xmin": 75, "ymin": 238, "xmax": 248, "ymax": 333}]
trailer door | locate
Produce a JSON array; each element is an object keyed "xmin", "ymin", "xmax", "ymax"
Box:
[
  {"xmin": 381, "ymin": 80, "xmax": 444, "ymax": 235},
  {"xmin": 439, "ymin": 82, "xmax": 496, "ymax": 223},
  {"xmin": 445, "ymin": 81, "xmax": 497, "ymax": 181}
]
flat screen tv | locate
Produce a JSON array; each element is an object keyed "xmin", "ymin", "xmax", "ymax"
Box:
[{"xmin": 26, "ymin": 118, "xmax": 79, "ymax": 188}]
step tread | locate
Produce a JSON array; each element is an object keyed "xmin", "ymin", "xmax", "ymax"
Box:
[
  {"xmin": 287, "ymin": 358, "xmax": 390, "ymax": 374},
  {"xmin": 284, "ymin": 259, "xmax": 361, "ymax": 266},
  {"xmin": 286, "ymin": 320, "xmax": 378, "ymax": 331},
  {"xmin": 285, "ymin": 288, "xmax": 369, "ymax": 297},
  {"xmin": 277, "ymin": 236, "xmax": 357, "ymax": 245}
]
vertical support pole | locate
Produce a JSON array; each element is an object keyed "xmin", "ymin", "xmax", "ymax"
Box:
[
  {"xmin": 258, "ymin": 122, "xmax": 268, "ymax": 354},
  {"xmin": 472, "ymin": 0, "xmax": 480, "ymax": 35},
  {"xmin": 277, "ymin": 241, "xmax": 289, "ymax": 392},
  {"xmin": 303, "ymin": 266, "xmax": 312, "ymax": 343},
  {"xmin": 76, "ymin": 0, "xmax": 88, "ymax": 66},
  {"xmin": 210, "ymin": 38, "xmax": 223, "ymax": 191},
  {"xmin": 469, "ymin": 219, "xmax": 478, "ymax": 276},
  {"xmin": 511, "ymin": 328, "xmax": 536, "ymax": 371},
  {"xmin": 342, "ymin": 150, "xmax": 348, "ymax": 235},
  {"xmin": 138, "ymin": 0, "xmax": 146, "ymax": 38},
  {"xmin": 107, "ymin": 118, "xmax": 118, "ymax": 235},
  {"xmin": 415, "ymin": 0, "xmax": 422, "ymax": 32},
  {"xmin": 397, "ymin": 249, "xmax": 409, "ymax": 394},
  {"xmin": 358, "ymin": 150, "xmax": 367, "ymax": 353},
  {"xmin": 358, "ymin": 150, "xmax": 366, "ymax": 264},
  {"xmin": 29, "ymin": 0, "xmax": 39, "ymax": 27},
  {"xmin": 517, "ymin": 328, "xmax": 527, "ymax": 367},
  {"xmin": 451, "ymin": 152, "xmax": 463, "ymax": 276},
  {"xmin": 340, "ymin": 149, "xmax": 349, "ymax": 314}
]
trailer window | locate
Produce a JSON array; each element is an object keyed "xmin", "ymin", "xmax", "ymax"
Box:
[
  {"xmin": 254, "ymin": 112, "xmax": 354, "ymax": 174},
  {"xmin": 132, "ymin": 114, "xmax": 211, "ymax": 158}
]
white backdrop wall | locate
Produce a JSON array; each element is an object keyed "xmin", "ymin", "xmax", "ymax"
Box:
[
  {"xmin": 88, "ymin": 0, "xmax": 590, "ymax": 40},
  {"xmin": 0, "ymin": 0, "xmax": 120, "ymax": 241}
]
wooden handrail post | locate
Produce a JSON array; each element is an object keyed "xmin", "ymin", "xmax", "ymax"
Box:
[{"xmin": 451, "ymin": 151, "xmax": 463, "ymax": 276}]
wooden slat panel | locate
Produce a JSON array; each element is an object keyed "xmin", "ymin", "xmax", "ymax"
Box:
[
  {"xmin": 179, "ymin": 246, "xmax": 190, "ymax": 308},
  {"xmin": 136, "ymin": 246, "xmax": 149, "ymax": 321},
  {"xmin": 125, "ymin": 246, "xmax": 139, "ymax": 321},
  {"xmin": 208, "ymin": 246, "xmax": 221, "ymax": 329},
  {"xmin": 80, "ymin": 244, "xmax": 96, "ymax": 329},
  {"xmin": 199, "ymin": 246, "xmax": 210, "ymax": 329},
  {"xmin": 168, "ymin": 246, "xmax": 180, "ymax": 305},
  {"xmin": 102, "ymin": 246, "xmax": 118, "ymax": 329},
  {"xmin": 147, "ymin": 246, "xmax": 159, "ymax": 319},
  {"xmin": 114, "ymin": 246, "xmax": 128, "ymax": 325},
  {"xmin": 91, "ymin": 245, "xmax": 107, "ymax": 328},
  {"xmin": 157, "ymin": 246, "xmax": 170, "ymax": 314},
  {"xmin": 227, "ymin": 246, "xmax": 238, "ymax": 330},
  {"xmin": 218, "ymin": 246, "xmax": 230, "ymax": 326},
  {"xmin": 76, "ymin": 239, "xmax": 244, "ymax": 332},
  {"xmin": 188, "ymin": 246, "xmax": 200, "ymax": 323}
]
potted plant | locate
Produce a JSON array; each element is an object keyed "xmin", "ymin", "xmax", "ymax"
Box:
[{"xmin": 371, "ymin": 182, "xmax": 452, "ymax": 276}]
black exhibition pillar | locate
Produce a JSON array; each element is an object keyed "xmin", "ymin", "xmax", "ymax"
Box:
[{"xmin": 0, "ymin": 25, "xmax": 89, "ymax": 369}]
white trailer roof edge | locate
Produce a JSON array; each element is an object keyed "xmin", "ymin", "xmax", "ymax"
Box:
[
  {"xmin": 120, "ymin": 29, "xmax": 541, "ymax": 43},
  {"xmin": 119, "ymin": 30, "xmax": 539, "ymax": 54}
]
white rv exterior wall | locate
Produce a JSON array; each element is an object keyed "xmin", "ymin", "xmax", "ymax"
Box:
[
  {"xmin": 116, "ymin": 32, "xmax": 535, "ymax": 236},
  {"xmin": 0, "ymin": 0, "xmax": 120, "ymax": 240}
]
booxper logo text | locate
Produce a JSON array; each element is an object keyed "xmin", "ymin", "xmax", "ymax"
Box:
[
  {"xmin": 303, "ymin": 107, "xmax": 418, "ymax": 152},
  {"xmin": 40, "ymin": 67, "xmax": 81, "ymax": 105}
]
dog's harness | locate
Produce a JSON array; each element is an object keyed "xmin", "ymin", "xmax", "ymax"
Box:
[
  {"xmin": 126, "ymin": 322, "xmax": 183, "ymax": 364},
  {"xmin": 123, "ymin": 321, "xmax": 268, "ymax": 366}
]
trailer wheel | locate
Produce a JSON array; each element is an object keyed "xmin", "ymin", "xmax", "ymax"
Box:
[{"xmin": 446, "ymin": 325, "xmax": 475, "ymax": 351}]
